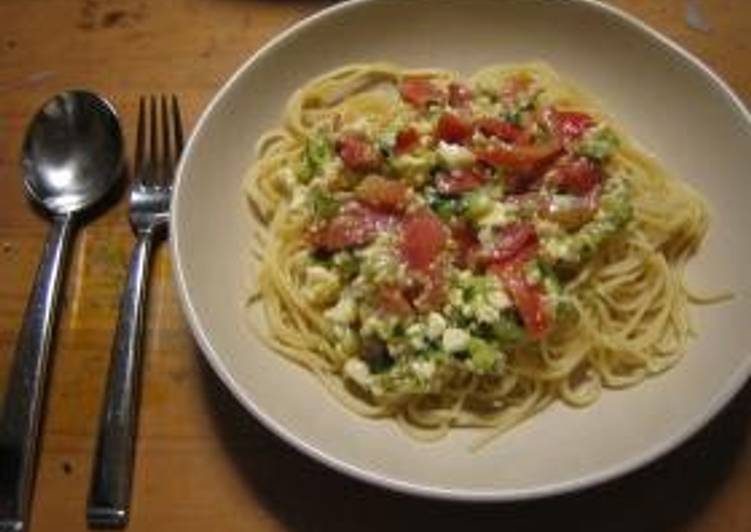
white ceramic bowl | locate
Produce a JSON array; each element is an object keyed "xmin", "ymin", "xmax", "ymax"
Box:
[{"xmin": 171, "ymin": 0, "xmax": 751, "ymax": 500}]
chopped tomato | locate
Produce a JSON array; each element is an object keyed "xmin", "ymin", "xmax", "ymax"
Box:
[
  {"xmin": 551, "ymin": 156, "xmax": 601, "ymax": 195},
  {"xmin": 435, "ymin": 112, "xmax": 474, "ymax": 145},
  {"xmin": 540, "ymin": 188, "xmax": 600, "ymax": 230},
  {"xmin": 310, "ymin": 203, "xmax": 394, "ymax": 251},
  {"xmin": 546, "ymin": 108, "xmax": 594, "ymax": 140},
  {"xmin": 435, "ymin": 168, "xmax": 486, "ymax": 195},
  {"xmin": 394, "ymin": 127, "xmax": 420, "ymax": 155},
  {"xmin": 489, "ymin": 262, "xmax": 549, "ymax": 339},
  {"xmin": 355, "ymin": 175, "xmax": 409, "ymax": 212},
  {"xmin": 414, "ymin": 274, "xmax": 446, "ymax": 311},
  {"xmin": 400, "ymin": 209, "xmax": 447, "ymax": 272},
  {"xmin": 475, "ymin": 140, "xmax": 563, "ymax": 174},
  {"xmin": 450, "ymin": 221, "xmax": 481, "ymax": 268},
  {"xmin": 336, "ymin": 133, "xmax": 381, "ymax": 172},
  {"xmin": 503, "ymin": 173, "xmax": 534, "ymax": 194},
  {"xmin": 485, "ymin": 223, "xmax": 538, "ymax": 264},
  {"xmin": 399, "ymin": 78, "xmax": 444, "ymax": 108},
  {"xmin": 476, "ymin": 117, "xmax": 524, "ymax": 143},
  {"xmin": 377, "ymin": 285, "xmax": 413, "ymax": 315},
  {"xmin": 448, "ymin": 82, "xmax": 473, "ymax": 108}
]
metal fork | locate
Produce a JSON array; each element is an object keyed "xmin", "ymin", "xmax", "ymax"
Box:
[{"xmin": 87, "ymin": 95, "xmax": 183, "ymax": 528}]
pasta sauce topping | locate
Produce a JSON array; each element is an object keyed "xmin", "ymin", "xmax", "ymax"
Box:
[{"xmin": 245, "ymin": 63, "xmax": 710, "ymax": 443}]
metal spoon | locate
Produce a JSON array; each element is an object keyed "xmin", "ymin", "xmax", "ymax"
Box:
[{"xmin": 0, "ymin": 91, "xmax": 123, "ymax": 532}]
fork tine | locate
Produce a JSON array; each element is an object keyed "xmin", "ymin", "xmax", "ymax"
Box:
[
  {"xmin": 148, "ymin": 95, "xmax": 158, "ymax": 184},
  {"xmin": 160, "ymin": 95, "xmax": 172, "ymax": 183},
  {"xmin": 134, "ymin": 97, "xmax": 146, "ymax": 183},
  {"xmin": 171, "ymin": 95, "xmax": 184, "ymax": 161}
]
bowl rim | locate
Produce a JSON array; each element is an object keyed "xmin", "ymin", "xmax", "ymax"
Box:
[{"xmin": 170, "ymin": 0, "xmax": 751, "ymax": 501}]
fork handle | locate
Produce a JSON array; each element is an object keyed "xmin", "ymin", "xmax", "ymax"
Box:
[{"xmin": 87, "ymin": 233, "xmax": 154, "ymax": 529}]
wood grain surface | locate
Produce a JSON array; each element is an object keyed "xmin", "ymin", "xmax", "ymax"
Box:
[{"xmin": 1, "ymin": 1, "xmax": 750, "ymax": 531}]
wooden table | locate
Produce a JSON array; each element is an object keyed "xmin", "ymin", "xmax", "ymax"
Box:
[{"xmin": 1, "ymin": 1, "xmax": 750, "ymax": 530}]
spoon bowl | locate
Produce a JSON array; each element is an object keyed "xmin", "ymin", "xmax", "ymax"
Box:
[
  {"xmin": 0, "ymin": 90, "xmax": 123, "ymax": 532},
  {"xmin": 22, "ymin": 91, "xmax": 123, "ymax": 215}
]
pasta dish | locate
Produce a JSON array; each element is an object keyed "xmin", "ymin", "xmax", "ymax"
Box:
[{"xmin": 244, "ymin": 62, "xmax": 711, "ymax": 445}]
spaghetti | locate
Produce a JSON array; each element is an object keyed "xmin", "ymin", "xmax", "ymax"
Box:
[{"xmin": 244, "ymin": 62, "xmax": 711, "ymax": 445}]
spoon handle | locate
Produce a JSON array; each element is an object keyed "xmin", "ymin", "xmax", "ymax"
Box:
[
  {"xmin": 87, "ymin": 232, "xmax": 154, "ymax": 528},
  {"xmin": 0, "ymin": 214, "xmax": 75, "ymax": 532}
]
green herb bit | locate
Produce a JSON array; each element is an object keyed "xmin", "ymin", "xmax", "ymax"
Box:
[
  {"xmin": 297, "ymin": 136, "xmax": 332, "ymax": 184},
  {"xmin": 310, "ymin": 187, "xmax": 340, "ymax": 219},
  {"xmin": 578, "ymin": 127, "xmax": 620, "ymax": 160}
]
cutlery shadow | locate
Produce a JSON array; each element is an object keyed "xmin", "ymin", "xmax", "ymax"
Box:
[{"xmin": 195, "ymin": 349, "xmax": 751, "ymax": 532}]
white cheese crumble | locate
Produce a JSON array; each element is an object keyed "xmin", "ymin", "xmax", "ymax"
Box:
[
  {"xmin": 426, "ymin": 312, "xmax": 447, "ymax": 340},
  {"xmin": 477, "ymin": 202, "xmax": 518, "ymax": 229},
  {"xmin": 302, "ymin": 265, "xmax": 340, "ymax": 304},
  {"xmin": 324, "ymin": 294, "xmax": 357, "ymax": 325},
  {"xmin": 406, "ymin": 323, "xmax": 427, "ymax": 351},
  {"xmin": 343, "ymin": 358, "xmax": 371, "ymax": 388},
  {"xmin": 411, "ymin": 359, "xmax": 436, "ymax": 381},
  {"xmin": 436, "ymin": 141, "xmax": 476, "ymax": 169},
  {"xmin": 442, "ymin": 328, "xmax": 470, "ymax": 353}
]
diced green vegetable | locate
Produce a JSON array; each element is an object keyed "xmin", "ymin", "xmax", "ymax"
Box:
[
  {"xmin": 467, "ymin": 337, "xmax": 497, "ymax": 372},
  {"xmin": 578, "ymin": 127, "xmax": 619, "ymax": 160},
  {"xmin": 490, "ymin": 314, "xmax": 527, "ymax": 346},
  {"xmin": 309, "ymin": 187, "xmax": 340, "ymax": 219},
  {"xmin": 332, "ymin": 251, "xmax": 359, "ymax": 279},
  {"xmin": 428, "ymin": 195, "xmax": 462, "ymax": 220},
  {"xmin": 297, "ymin": 136, "xmax": 332, "ymax": 184},
  {"xmin": 463, "ymin": 191, "xmax": 494, "ymax": 220}
]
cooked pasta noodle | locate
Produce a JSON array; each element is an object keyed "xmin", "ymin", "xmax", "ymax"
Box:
[{"xmin": 244, "ymin": 62, "xmax": 715, "ymax": 445}]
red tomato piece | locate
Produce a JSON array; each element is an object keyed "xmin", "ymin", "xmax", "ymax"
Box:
[
  {"xmin": 377, "ymin": 285, "xmax": 413, "ymax": 315},
  {"xmin": 400, "ymin": 209, "xmax": 447, "ymax": 272},
  {"xmin": 355, "ymin": 175, "xmax": 410, "ymax": 213},
  {"xmin": 448, "ymin": 82, "xmax": 473, "ymax": 108},
  {"xmin": 475, "ymin": 117, "xmax": 524, "ymax": 143},
  {"xmin": 414, "ymin": 273, "xmax": 447, "ymax": 312},
  {"xmin": 399, "ymin": 78, "xmax": 444, "ymax": 108},
  {"xmin": 551, "ymin": 157, "xmax": 602, "ymax": 195},
  {"xmin": 394, "ymin": 127, "xmax": 420, "ymax": 155},
  {"xmin": 450, "ymin": 221, "xmax": 481, "ymax": 268},
  {"xmin": 540, "ymin": 189, "xmax": 600, "ymax": 230},
  {"xmin": 435, "ymin": 168, "xmax": 486, "ymax": 195},
  {"xmin": 310, "ymin": 203, "xmax": 394, "ymax": 251},
  {"xmin": 485, "ymin": 223, "xmax": 538, "ymax": 264},
  {"xmin": 475, "ymin": 140, "xmax": 563, "ymax": 174},
  {"xmin": 435, "ymin": 112, "xmax": 474, "ymax": 145},
  {"xmin": 489, "ymin": 262, "xmax": 549, "ymax": 339},
  {"xmin": 336, "ymin": 133, "xmax": 381, "ymax": 172},
  {"xmin": 555, "ymin": 110, "xmax": 594, "ymax": 139}
]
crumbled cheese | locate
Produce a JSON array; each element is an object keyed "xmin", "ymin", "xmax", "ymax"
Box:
[
  {"xmin": 324, "ymin": 294, "xmax": 357, "ymax": 324},
  {"xmin": 413, "ymin": 118, "xmax": 434, "ymax": 136},
  {"xmin": 289, "ymin": 186, "xmax": 308, "ymax": 211},
  {"xmin": 343, "ymin": 358, "xmax": 371, "ymax": 388},
  {"xmin": 302, "ymin": 265, "xmax": 340, "ymax": 304},
  {"xmin": 485, "ymin": 285, "xmax": 511, "ymax": 311},
  {"xmin": 543, "ymin": 237, "xmax": 579, "ymax": 263},
  {"xmin": 334, "ymin": 326, "xmax": 359, "ymax": 356},
  {"xmin": 437, "ymin": 141, "xmax": 476, "ymax": 169},
  {"xmin": 426, "ymin": 312, "xmax": 447, "ymax": 340},
  {"xmin": 525, "ymin": 262, "xmax": 543, "ymax": 285},
  {"xmin": 477, "ymin": 202, "xmax": 517, "ymax": 229},
  {"xmin": 406, "ymin": 323, "xmax": 427, "ymax": 351},
  {"xmin": 442, "ymin": 328, "xmax": 471, "ymax": 353},
  {"xmin": 411, "ymin": 359, "xmax": 436, "ymax": 381}
]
